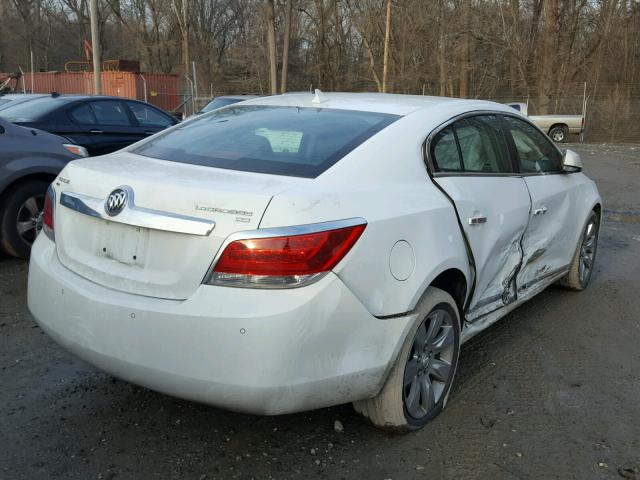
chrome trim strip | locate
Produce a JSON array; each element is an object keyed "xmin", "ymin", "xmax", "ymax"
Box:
[
  {"xmin": 202, "ymin": 217, "xmax": 367, "ymax": 286},
  {"xmin": 60, "ymin": 190, "xmax": 215, "ymax": 236}
]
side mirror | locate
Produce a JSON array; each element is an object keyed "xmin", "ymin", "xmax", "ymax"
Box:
[{"xmin": 562, "ymin": 149, "xmax": 583, "ymax": 173}]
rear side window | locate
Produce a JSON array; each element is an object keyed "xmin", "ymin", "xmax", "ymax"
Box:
[
  {"xmin": 70, "ymin": 104, "xmax": 96, "ymax": 125},
  {"xmin": 431, "ymin": 115, "xmax": 513, "ymax": 174},
  {"xmin": 432, "ymin": 127, "xmax": 462, "ymax": 172},
  {"xmin": 504, "ymin": 116, "xmax": 562, "ymax": 173},
  {"xmin": 90, "ymin": 101, "xmax": 131, "ymax": 126},
  {"xmin": 126, "ymin": 101, "xmax": 173, "ymax": 127},
  {"xmin": 132, "ymin": 106, "xmax": 400, "ymax": 178}
]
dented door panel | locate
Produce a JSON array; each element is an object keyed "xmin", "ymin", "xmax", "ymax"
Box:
[
  {"xmin": 434, "ymin": 177, "xmax": 531, "ymax": 321},
  {"xmin": 517, "ymin": 174, "xmax": 582, "ymax": 292}
]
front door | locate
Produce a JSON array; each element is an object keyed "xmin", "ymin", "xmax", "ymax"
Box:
[
  {"xmin": 429, "ymin": 114, "xmax": 531, "ymax": 320},
  {"xmin": 502, "ymin": 115, "xmax": 579, "ymax": 293}
]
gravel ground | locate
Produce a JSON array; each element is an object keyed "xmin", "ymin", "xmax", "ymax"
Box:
[{"xmin": 1, "ymin": 144, "xmax": 639, "ymax": 480}]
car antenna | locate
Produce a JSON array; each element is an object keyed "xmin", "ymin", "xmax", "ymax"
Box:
[{"xmin": 312, "ymin": 89, "xmax": 327, "ymax": 105}]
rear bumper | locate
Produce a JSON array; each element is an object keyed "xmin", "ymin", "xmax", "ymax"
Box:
[{"xmin": 28, "ymin": 235, "xmax": 413, "ymax": 415}]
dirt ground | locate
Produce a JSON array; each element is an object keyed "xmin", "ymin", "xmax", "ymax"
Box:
[{"xmin": 1, "ymin": 144, "xmax": 639, "ymax": 480}]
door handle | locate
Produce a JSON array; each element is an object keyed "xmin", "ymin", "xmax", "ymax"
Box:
[
  {"xmin": 533, "ymin": 206, "xmax": 548, "ymax": 216},
  {"xmin": 89, "ymin": 129, "xmax": 103, "ymax": 134},
  {"xmin": 468, "ymin": 216, "xmax": 487, "ymax": 225}
]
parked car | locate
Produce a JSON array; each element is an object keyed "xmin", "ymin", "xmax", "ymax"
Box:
[
  {"xmin": 198, "ymin": 94, "xmax": 261, "ymax": 114},
  {"xmin": 0, "ymin": 94, "xmax": 179, "ymax": 156},
  {"xmin": 28, "ymin": 93, "xmax": 601, "ymax": 431},
  {"xmin": 0, "ymin": 118, "xmax": 87, "ymax": 257},
  {"xmin": 506, "ymin": 102, "xmax": 584, "ymax": 143},
  {"xmin": 0, "ymin": 93, "xmax": 48, "ymax": 111}
]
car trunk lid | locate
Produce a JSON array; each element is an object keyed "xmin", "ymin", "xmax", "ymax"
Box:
[{"xmin": 53, "ymin": 152, "xmax": 293, "ymax": 299}]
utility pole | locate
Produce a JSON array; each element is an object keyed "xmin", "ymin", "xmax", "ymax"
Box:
[
  {"xmin": 382, "ymin": 0, "xmax": 392, "ymax": 93},
  {"xmin": 266, "ymin": 0, "xmax": 277, "ymax": 95},
  {"xmin": 280, "ymin": 0, "xmax": 292, "ymax": 94},
  {"xmin": 89, "ymin": 0, "xmax": 102, "ymax": 95}
]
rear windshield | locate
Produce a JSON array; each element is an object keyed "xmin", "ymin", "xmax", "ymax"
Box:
[
  {"xmin": 0, "ymin": 97, "xmax": 60, "ymax": 122},
  {"xmin": 132, "ymin": 106, "xmax": 400, "ymax": 178}
]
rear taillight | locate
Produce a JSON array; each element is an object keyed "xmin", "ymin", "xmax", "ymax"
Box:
[
  {"xmin": 207, "ymin": 221, "xmax": 366, "ymax": 288},
  {"xmin": 42, "ymin": 186, "xmax": 55, "ymax": 241}
]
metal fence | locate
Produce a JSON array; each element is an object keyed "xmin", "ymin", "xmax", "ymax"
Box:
[{"xmin": 486, "ymin": 93, "xmax": 640, "ymax": 144}]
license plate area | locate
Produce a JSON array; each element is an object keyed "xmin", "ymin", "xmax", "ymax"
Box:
[{"xmin": 100, "ymin": 220, "xmax": 148, "ymax": 266}]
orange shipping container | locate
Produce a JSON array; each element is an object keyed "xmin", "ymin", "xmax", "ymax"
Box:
[{"xmin": 12, "ymin": 71, "xmax": 181, "ymax": 112}]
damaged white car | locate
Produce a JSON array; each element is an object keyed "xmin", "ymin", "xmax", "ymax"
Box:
[{"xmin": 28, "ymin": 93, "xmax": 601, "ymax": 431}]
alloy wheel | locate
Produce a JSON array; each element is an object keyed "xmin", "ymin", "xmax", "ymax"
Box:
[
  {"xmin": 16, "ymin": 194, "xmax": 45, "ymax": 247},
  {"xmin": 403, "ymin": 308, "xmax": 455, "ymax": 419},
  {"xmin": 578, "ymin": 218, "xmax": 598, "ymax": 285}
]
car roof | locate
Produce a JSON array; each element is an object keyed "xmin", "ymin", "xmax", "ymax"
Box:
[
  {"xmin": 5, "ymin": 94, "xmax": 146, "ymax": 104},
  {"xmin": 42, "ymin": 95, "xmax": 132, "ymax": 102},
  {"xmin": 215, "ymin": 95, "xmax": 261, "ymax": 100},
  {"xmin": 241, "ymin": 92, "xmax": 513, "ymax": 116},
  {"xmin": 0, "ymin": 93, "xmax": 48, "ymax": 99}
]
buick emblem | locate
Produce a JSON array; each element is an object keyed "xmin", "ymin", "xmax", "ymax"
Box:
[{"xmin": 105, "ymin": 188, "xmax": 128, "ymax": 216}]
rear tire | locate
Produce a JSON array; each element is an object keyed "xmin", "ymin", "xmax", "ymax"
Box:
[
  {"xmin": 557, "ymin": 210, "xmax": 599, "ymax": 291},
  {"xmin": 353, "ymin": 287, "xmax": 460, "ymax": 432},
  {"xmin": 0, "ymin": 180, "xmax": 50, "ymax": 258},
  {"xmin": 549, "ymin": 125, "xmax": 568, "ymax": 143}
]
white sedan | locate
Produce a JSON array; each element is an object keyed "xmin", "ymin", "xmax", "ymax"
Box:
[{"xmin": 28, "ymin": 92, "xmax": 601, "ymax": 431}]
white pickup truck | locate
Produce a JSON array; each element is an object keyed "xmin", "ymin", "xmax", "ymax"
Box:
[{"xmin": 506, "ymin": 103, "xmax": 584, "ymax": 143}]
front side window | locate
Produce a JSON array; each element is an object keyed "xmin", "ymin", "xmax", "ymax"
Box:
[
  {"xmin": 431, "ymin": 115, "xmax": 513, "ymax": 174},
  {"xmin": 504, "ymin": 116, "xmax": 562, "ymax": 173},
  {"xmin": 132, "ymin": 106, "xmax": 400, "ymax": 178}
]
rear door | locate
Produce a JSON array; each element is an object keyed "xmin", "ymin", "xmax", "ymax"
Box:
[
  {"xmin": 429, "ymin": 114, "xmax": 532, "ymax": 320},
  {"xmin": 65, "ymin": 102, "xmax": 98, "ymax": 152},
  {"xmin": 86, "ymin": 100, "xmax": 141, "ymax": 155},
  {"xmin": 124, "ymin": 101, "xmax": 176, "ymax": 138},
  {"xmin": 503, "ymin": 115, "xmax": 580, "ymax": 293}
]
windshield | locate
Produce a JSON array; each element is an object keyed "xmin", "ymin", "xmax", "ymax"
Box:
[
  {"xmin": 201, "ymin": 97, "xmax": 245, "ymax": 113},
  {"xmin": 133, "ymin": 106, "xmax": 400, "ymax": 178},
  {"xmin": 0, "ymin": 97, "xmax": 60, "ymax": 121}
]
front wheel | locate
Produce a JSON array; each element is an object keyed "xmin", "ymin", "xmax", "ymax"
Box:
[
  {"xmin": 353, "ymin": 287, "xmax": 460, "ymax": 431},
  {"xmin": 558, "ymin": 210, "xmax": 599, "ymax": 290}
]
